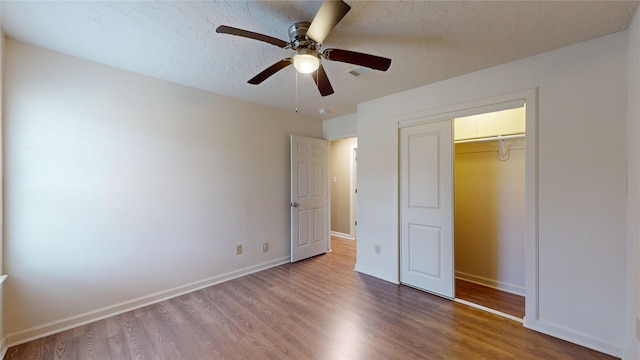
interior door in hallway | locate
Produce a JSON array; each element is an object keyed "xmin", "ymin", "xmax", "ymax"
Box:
[
  {"xmin": 291, "ymin": 135, "xmax": 329, "ymax": 262},
  {"xmin": 400, "ymin": 120, "xmax": 454, "ymax": 298}
]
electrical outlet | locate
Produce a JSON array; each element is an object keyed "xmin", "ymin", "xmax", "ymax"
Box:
[
  {"xmin": 375, "ymin": 244, "xmax": 381, "ymax": 254},
  {"xmin": 262, "ymin": 242, "xmax": 269, "ymax": 252},
  {"xmin": 236, "ymin": 244, "xmax": 243, "ymax": 255}
]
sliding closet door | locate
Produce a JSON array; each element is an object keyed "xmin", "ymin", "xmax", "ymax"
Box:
[{"xmin": 400, "ymin": 120, "xmax": 454, "ymax": 298}]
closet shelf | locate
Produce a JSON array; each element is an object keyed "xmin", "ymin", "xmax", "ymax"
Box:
[
  {"xmin": 454, "ymin": 133, "xmax": 525, "ymax": 144},
  {"xmin": 455, "ymin": 133, "xmax": 525, "ymax": 161}
]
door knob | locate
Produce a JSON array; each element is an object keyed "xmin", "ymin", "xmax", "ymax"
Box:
[{"xmin": 291, "ymin": 202, "xmax": 299, "ymax": 207}]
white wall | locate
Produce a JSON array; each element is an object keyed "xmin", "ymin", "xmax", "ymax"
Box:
[
  {"xmin": 323, "ymin": 113, "xmax": 356, "ymax": 140},
  {"xmin": 3, "ymin": 39, "xmax": 322, "ymax": 344},
  {"xmin": 625, "ymin": 6, "xmax": 640, "ymax": 359},
  {"xmin": 356, "ymin": 32, "xmax": 627, "ymax": 356}
]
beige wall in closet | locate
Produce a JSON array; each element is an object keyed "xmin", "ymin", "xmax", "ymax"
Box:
[
  {"xmin": 454, "ymin": 137, "xmax": 526, "ymax": 295},
  {"xmin": 330, "ymin": 137, "xmax": 357, "ymax": 236}
]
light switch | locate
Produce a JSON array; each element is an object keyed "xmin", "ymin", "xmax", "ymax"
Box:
[{"xmin": 332, "ymin": 176, "xmax": 337, "ymax": 183}]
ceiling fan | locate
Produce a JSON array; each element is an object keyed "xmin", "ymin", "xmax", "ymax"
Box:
[{"xmin": 216, "ymin": 0, "xmax": 392, "ymax": 97}]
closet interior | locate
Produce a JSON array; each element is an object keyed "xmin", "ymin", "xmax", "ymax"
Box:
[{"xmin": 453, "ymin": 107, "xmax": 526, "ymax": 319}]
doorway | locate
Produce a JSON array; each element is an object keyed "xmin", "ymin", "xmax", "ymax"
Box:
[
  {"xmin": 452, "ymin": 107, "xmax": 526, "ymax": 320},
  {"xmin": 329, "ymin": 137, "xmax": 357, "ymax": 241}
]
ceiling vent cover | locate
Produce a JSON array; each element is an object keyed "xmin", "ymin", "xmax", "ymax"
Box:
[{"xmin": 347, "ymin": 66, "xmax": 373, "ymax": 77}]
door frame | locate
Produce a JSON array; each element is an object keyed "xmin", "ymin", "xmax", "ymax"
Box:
[
  {"xmin": 350, "ymin": 145, "xmax": 358, "ymax": 239},
  {"xmin": 396, "ymin": 88, "xmax": 538, "ymax": 328}
]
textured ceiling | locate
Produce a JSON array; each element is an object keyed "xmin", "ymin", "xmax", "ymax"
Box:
[{"xmin": 2, "ymin": 1, "xmax": 639, "ymax": 120}]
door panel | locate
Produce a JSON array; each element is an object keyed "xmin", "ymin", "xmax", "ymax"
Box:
[
  {"xmin": 291, "ymin": 135, "xmax": 329, "ymax": 262},
  {"xmin": 400, "ymin": 121, "xmax": 454, "ymax": 298},
  {"xmin": 297, "ymin": 209, "xmax": 310, "ymax": 247},
  {"xmin": 408, "ymin": 224, "xmax": 441, "ymax": 278},
  {"xmin": 408, "ymin": 133, "xmax": 440, "ymax": 208}
]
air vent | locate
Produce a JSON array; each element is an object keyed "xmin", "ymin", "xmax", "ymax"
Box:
[{"xmin": 347, "ymin": 66, "xmax": 373, "ymax": 77}]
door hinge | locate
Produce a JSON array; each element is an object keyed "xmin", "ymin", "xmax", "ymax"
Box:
[{"xmin": 355, "ymin": 220, "xmax": 358, "ymax": 226}]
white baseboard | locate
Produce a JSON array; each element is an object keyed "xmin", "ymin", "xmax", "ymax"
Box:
[
  {"xmin": 354, "ymin": 263, "xmax": 397, "ymax": 284},
  {"xmin": 5, "ymin": 256, "xmax": 290, "ymax": 347},
  {"xmin": 526, "ymin": 319, "xmax": 623, "ymax": 358},
  {"xmin": 1, "ymin": 275, "xmax": 6, "ymax": 357},
  {"xmin": 455, "ymin": 271, "xmax": 524, "ymax": 296},
  {"xmin": 454, "ymin": 298, "xmax": 523, "ymax": 323},
  {"xmin": 330, "ymin": 231, "xmax": 355, "ymax": 240},
  {"xmin": 1, "ymin": 338, "xmax": 7, "ymax": 359}
]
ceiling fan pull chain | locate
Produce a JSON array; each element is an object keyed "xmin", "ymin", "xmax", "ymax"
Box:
[{"xmin": 295, "ymin": 70, "xmax": 299, "ymax": 113}]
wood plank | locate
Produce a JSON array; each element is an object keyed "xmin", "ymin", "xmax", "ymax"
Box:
[
  {"xmin": 4, "ymin": 237, "xmax": 616, "ymax": 359},
  {"xmin": 455, "ymin": 278, "xmax": 526, "ymax": 319}
]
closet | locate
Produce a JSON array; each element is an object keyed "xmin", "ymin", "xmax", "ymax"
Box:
[{"xmin": 453, "ymin": 107, "xmax": 526, "ymax": 318}]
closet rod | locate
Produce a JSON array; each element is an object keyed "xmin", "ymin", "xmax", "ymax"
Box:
[{"xmin": 455, "ymin": 133, "xmax": 525, "ymax": 144}]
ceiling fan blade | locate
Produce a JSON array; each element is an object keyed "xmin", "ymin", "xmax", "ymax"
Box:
[
  {"xmin": 323, "ymin": 48, "xmax": 391, "ymax": 71},
  {"xmin": 216, "ymin": 25, "xmax": 289, "ymax": 48},
  {"xmin": 306, "ymin": 0, "xmax": 351, "ymax": 44},
  {"xmin": 311, "ymin": 64, "xmax": 334, "ymax": 97},
  {"xmin": 248, "ymin": 59, "xmax": 292, "ymax": 84}
]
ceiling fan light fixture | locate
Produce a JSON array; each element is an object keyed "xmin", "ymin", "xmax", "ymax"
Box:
[{"xmin": 293, "ymin": 50, "xmax": 320, "ymax": 74}]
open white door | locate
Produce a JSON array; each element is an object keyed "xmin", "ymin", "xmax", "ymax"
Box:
[
  {"xmin": 291, "ymin": 135, "xmax": 329, "ymax": 262},
  {"xmin": 400, "ymin": 120, "xmax": 454, "ymax": 298}
]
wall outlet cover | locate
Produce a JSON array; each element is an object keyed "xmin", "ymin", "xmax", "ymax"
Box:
[{"xmin": 236, "ymin": 244, "xmax": 243, "ymax": 255}]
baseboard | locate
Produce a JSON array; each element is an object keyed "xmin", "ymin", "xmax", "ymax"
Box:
[
  {"xmin": 5, "ymin": 256, "xmax": 290, "ymax": 347},
  {"xmin": 453, "ymin": 298, "xmax": 523, "ymax": 323},
  {"xmin": 620, "ymin": 338, "xmax": 640, "ymax": 360},
  {"xmin": 330, "ymin": 231, "xmax": 355, "ymax": 240},
  {"xmin": 526, "ymin": 319, "xmax": 623, "ymax": 358},
  {"xmin": 1, "ymin": 337, "xmax": 7, "ymax": 359},
  {"xmin": 455, "ymin": 271, "xmax": 524, "ymax": 296},
  {"xmin": 354, "ymin": 263, "xmax": 398, "ymax": 284},
  {"xmin": 1, "ymin": 275, "xmax": 7, "ymax": 357}
]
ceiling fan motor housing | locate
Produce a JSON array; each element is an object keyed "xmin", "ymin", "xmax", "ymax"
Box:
[{"xmin": 288, "ymin": 21, "xmax": 318, "ymax": 50}]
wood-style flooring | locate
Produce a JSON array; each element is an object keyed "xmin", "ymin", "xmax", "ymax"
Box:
[
  {"xmin": 455, "ymin": 279, "xmax": 526, "ymax": 319},
  {"xmin": 5, "ymin": 238, "xmax": 616, "ymax": 360}
]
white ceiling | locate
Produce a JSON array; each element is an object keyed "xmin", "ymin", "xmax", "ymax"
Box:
[{"xmin": 2, "ymin": 1, "xmax": 638, "ymax": 121}]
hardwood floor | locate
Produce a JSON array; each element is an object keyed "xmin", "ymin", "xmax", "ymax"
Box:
[
  {"xmin": 6, "ymin": 238, "xmax": 616, "ymax": 360},
  {"xmin": 455, "ymin": 279, "xmax": 526, "ymax": 319}
]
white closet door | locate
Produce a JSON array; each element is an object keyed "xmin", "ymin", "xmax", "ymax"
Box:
[{"xmin": 400, "ymin": 120, "xmax": 454, "ymax": 298}]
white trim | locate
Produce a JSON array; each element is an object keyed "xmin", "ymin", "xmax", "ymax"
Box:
[
  {"xmin": 1, "ymin": 275, "xmax": 6, "ymax": 358},
  {"xmin": 0, "ymin": 341, "xmax": 6, "ymax": 360},
  {"xmin": 349, "ymin": 144, "xmax": 358, "ymax": 240},
  {"xmin": 330, "ymin": 231, "xmax": 355, "ymax": 240},
  {"xmin": 455, "ymin": 272, "xmax": 525, "ymax": 296},
  {"xmin": 397, "ymin": 97, "xmax": 526, "ymax": 128},
  {"xmin": 453, "ymin": 298, "xmax": 523, "ymax": 323},
  {"xmin": 5, "ymin": 257, "xmax": 290, "ymax": 347},
  {"xmin": 527, "ymin": 320, "xmax": 623, "ymax": 358},
  {"xmin": 354, "ymin": 264, "xmax": 398, "ymax": 284}
]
